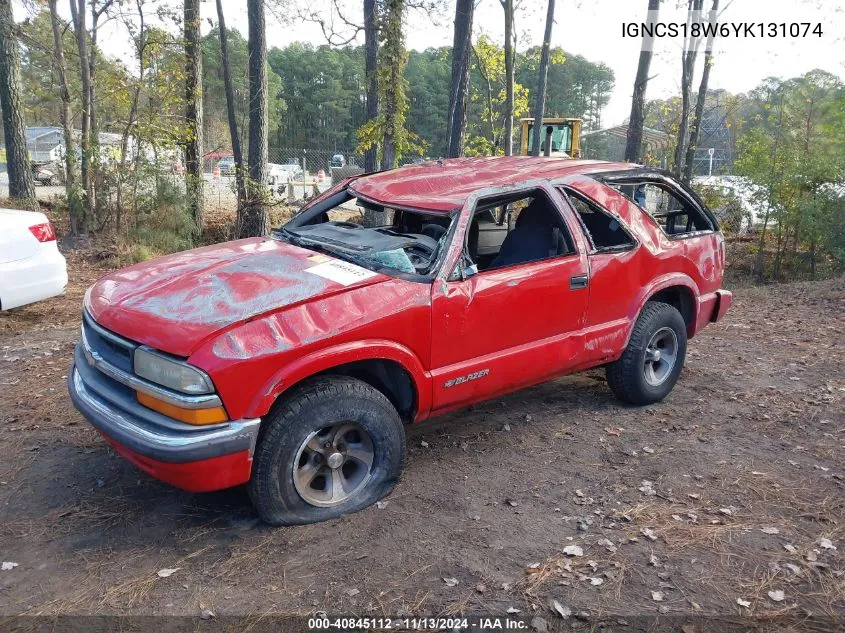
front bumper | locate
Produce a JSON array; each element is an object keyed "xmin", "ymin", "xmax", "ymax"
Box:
[{"xmin": 69, "ymin": 345, "xmax": 260, "ymax": 492}]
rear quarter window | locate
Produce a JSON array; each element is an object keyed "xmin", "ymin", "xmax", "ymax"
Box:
[{"xmin": 608, "ymin": 181, "xmax": 715, "ymax": 236}]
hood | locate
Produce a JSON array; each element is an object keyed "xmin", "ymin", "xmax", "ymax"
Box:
[{"xmin": 86, "ymin": 238, "xmax": 388, "ymax": 356}]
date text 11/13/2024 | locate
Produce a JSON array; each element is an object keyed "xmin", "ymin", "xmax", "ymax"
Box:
[{"xmin": 308, "ymin": 617, "xmax": 528, "ymax": 630}]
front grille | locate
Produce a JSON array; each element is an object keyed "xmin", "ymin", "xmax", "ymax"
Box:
[{"xmin": 82, "ymin": 311, "xmax": 138, "ymax": 374}]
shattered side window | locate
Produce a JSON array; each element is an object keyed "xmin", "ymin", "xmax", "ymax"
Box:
[
  {"xmin": 608, "ymin": 181, "xmax": 714, "ymax": 236},
  {"xmin": 562, "ymin": 189, "xmax": 635, "ymax": 252}
]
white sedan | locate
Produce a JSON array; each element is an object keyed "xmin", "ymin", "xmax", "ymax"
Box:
[{"xmin": 0, "ymin": 208, "xmax": 68, "ymax": 310}]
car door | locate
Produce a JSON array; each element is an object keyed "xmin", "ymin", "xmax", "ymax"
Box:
[{"xmin": 429, "ymin": 185, "xmax": 590, "ymax": 412}]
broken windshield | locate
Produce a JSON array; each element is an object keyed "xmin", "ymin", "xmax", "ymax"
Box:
[{"xmin": 277, "ymin": 191, "xmax": 453, "ymax": 278}]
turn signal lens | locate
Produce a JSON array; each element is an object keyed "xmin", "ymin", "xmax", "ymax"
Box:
[{"xmin": 137, "ymin": 392, "xmax": 228, "ymax": 425}]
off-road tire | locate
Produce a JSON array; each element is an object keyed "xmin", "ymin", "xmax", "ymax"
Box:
[
  {"xmin": 248, "ymin": 376, "xmax": 405, "ymax": 525},
  {"xmin": 606, "ymin": 301, "xmax": 687, "ymax": 405}
]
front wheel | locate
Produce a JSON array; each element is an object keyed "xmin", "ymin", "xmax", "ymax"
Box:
[
  {"xmin": 606, "ymin": 302, "xmax": 687, "ymax": 405},
  {"xmin": 248, "ymin": 376, "xmax": 406, "ymax": 526}
]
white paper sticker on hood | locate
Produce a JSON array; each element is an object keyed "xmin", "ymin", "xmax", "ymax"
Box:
[{"xmin": 305, "ymin": 259, "xmax": 379, "ymax": 287}]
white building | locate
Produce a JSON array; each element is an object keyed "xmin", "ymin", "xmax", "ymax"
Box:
[{"xmin": 26, "ymin": 127, "xmax": 127, "ymax": 163}]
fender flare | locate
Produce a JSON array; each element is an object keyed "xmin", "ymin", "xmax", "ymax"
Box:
[
  {"xmin": 623, "ymin": 272, "xmax": 701, "ymax": 347},
  {"xmin": 245, "ymin": 339, "xmax": 433, "ymax": 420}
]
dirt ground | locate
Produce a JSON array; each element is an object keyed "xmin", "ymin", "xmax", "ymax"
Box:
[{"xmin": 0, "ymin": 249, "xmax": 843, "ymax": 630}]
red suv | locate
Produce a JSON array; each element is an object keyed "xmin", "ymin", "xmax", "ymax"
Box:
[{"xmin": 69, "ymin": 158, "xmax": 732, "ymax": 525}]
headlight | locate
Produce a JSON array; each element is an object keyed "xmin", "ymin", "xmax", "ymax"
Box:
[{"xmin": 133, "ymin": 347, "xmax": 214, "ymax": 394}]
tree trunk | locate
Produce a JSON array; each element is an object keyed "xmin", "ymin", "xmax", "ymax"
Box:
[
  {"xmin": 184, "ymin": 0, "xmax": 204, "ymax": 232},
  {"xmin": 238, "ymin": 0, "xmax": 269, "ymax": 238},
  {"xmin": 682, "ymin": 0, "xmax": 719, "ymax": 183},
  {"xmin": 363, "ymin": 0, "xmax": 379, "ymax": 172},
  {"xmin": 753, "ymin": 90, "xmax": 785, "ymax": 282},
  {"xmin": 502, "ymin": 0, "xmax": 514, "ymax": 156},
  {"xmin": 216, "ymin": 0, "xmax": 245, "ymax": 206},
  {"xmin": 673, "ymin": 0, "xmax": 703, "ymax": 177},
  {"xmin": 48, "ymin": 0, "xmax": 83, "ymax": 232},
  {"xmin": 530, "ymin": 0, "xmax": 556, "ymax": 157},
  {"xmin": 624, "ymin": 0, "xmax": 659, "ymax": 163},
  {"xmin": 0, "ymin": 0, "xmax": 36, "ymax": 206},
  {"xmin": 115, "ymin": 0, "xmax": 145, "ymax": 233},
  {"xmin": 446, "ymin": 0, "xmax": 473, "ymax": 158},
  {"xmin": 379, "ymin": 0, "xmax": 405, "ymax": 170},
  {"xmin": 88, "ymin": 0, "xmax": 109, "ymax": 218},
  {"xmin": 69, "ymin": 0, "xmax": 94, "ymax": 222}
]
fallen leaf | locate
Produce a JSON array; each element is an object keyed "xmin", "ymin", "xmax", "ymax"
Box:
[
  {"xmin": 550, "ymin": 600, "xmax": 571, "ymax": 619},
  {"xmin": 157, "ymin": 568, "xmax": 180, "ymax": 578},
  {"xmin": 442, "ymin": 577, "xmax": 459, "ymax": 587},
  {"xmin": 639, "ymin": 480, "xmax": 656, "ymax": 495},
  {"xmin": 767, "ymin": 590, "xmax": 784, "ymax": 602},
  {"xmin": 563, "ymin": 545, "xmax": 583, "ymax": 557},
  {"xmin": 783, "ymin": 544, "xmax": 798, "ymax": 554},
  {"xmin": 598, "ymin": 538, "xmax": 617, "ymax": 553}
]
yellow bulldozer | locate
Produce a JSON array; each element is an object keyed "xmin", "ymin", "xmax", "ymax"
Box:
[{"xmin": 518, "ymin": 118, "xmax": 582, "ymax": 158}]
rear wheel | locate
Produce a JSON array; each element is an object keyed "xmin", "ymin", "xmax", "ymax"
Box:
[
  {"xmin": 248, "ymin": 376, "xmax": 405, "ymax": 525},
  {"xmin": 606, "ymin": 302, "xmax": 687, "ymax": 405}
]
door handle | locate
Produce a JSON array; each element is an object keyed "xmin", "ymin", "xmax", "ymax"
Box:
[{"xmin": 570, "ymin": 274, "xmax": 589, "ymax": 290}]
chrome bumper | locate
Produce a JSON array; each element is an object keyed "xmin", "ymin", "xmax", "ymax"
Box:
[{"xmin": 69, "ymin": 346, "xmax": 260, "ymax": 464}]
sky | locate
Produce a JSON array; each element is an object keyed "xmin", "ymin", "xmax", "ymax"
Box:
[{"xmin": 27, "ymin": 0, "xmax": 845, "ymax": 128}]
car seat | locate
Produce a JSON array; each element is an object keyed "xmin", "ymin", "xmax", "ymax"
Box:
[{"xmin": 489, "ymin": 199, "xmax": 564, "ymax": 268}]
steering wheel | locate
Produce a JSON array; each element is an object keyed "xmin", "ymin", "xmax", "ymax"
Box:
[{"xmin": 404, "ymin": 234, "xmax": 439, "ymax": 268}]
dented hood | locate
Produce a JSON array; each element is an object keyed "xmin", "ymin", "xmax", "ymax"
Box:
[{"xmin": 86, "ymin": 237, "xmax": 387, "ymax": 356}]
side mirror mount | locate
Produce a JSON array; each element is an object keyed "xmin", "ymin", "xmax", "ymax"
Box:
[
  {"xmin": 449, "ymin": 257, "xmax": 478, "ymax": 282},
  {"xmin": 462, "ymin": 262, "xmax": 478, "ymax": 280}
]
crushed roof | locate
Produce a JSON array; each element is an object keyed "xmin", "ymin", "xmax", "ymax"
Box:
[{"xmin": 350, "ymin": 156, "xmax": 634, "ymax": 211}]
